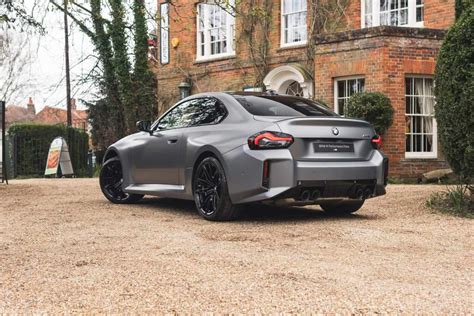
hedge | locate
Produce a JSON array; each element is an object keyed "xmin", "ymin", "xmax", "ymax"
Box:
[
  {"xmin": 434, "ymin": 6, "xmax": 474, "ymax": 183},
  {"xmin": 8, "ymin": 124, "xmax": 89, "ymax": 177},
  {"xmin": 455, "ymin": 0, "xmax": 472, "ymax": 19}
]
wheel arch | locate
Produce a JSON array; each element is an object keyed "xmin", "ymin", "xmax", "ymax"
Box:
[
  {"xmin": 187, "ymin": 146, "xmax": 228, "ymax": 195},
  {"xmin": 103, "ymin": 147, "xmax": 120, "ymax": 164},
  {"xmin": 102, "ymin": 147, "xmax": 135, "ymax": 188}
]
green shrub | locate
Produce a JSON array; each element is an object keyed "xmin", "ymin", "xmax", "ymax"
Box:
[
  {"xmin": 434, "ymin": 6, "xmax": 474, "ymax": 184},
  {"xmin": 93, "ymin": 164, "xmax": 102, "ymax": 178},
  {"xmin": 427, "ymin": 185, "xmax": 473, "ymax": 218},
  {"xmin": 8, "ymin": 124, "xmax": 89, "ymax": 177},
  {"xmin": 346, "ymin": 92, "xmax": 394, "ymax": 135}
]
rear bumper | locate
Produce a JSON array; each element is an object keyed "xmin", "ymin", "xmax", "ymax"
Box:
[{"xmin": 223, "ymin": 144, "xmax": 388, "ymax": 204}]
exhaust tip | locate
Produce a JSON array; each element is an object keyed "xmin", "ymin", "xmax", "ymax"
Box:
[
  {"xmin": 310, "ymin": 189, "xmax": 321, "ymax": 201},
  {"xmin": 363, "ymin": 188, "xmax": 373, "ymax": 199},
  {"xmin": 300, "ymin": 190, "xmax": 311, "ymax": 201},
  {"xmin": 355, "ymin": 187, "xmax": 364, "ymax": 200}
]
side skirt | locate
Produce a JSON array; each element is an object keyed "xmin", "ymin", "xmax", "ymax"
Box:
[{"xmin": 124, "ymin": 184, "xmax": 192, "ymax": 200}]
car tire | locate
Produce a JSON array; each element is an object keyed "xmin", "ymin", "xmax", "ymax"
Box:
[
  {"xmin": 319, "ymin": 199, "xmax": 364, "ymax": 215},
  {"xmin": 193, "ymin": 157, "xmax": 241, "ymax": 221},
  {"xmin": 100, "ymin": 157, "xmax": 144, "ymax": 204}
]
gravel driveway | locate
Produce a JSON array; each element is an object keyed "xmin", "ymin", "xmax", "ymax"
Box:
[{"xmin": 0, "ymin": 179, "xmax": 472, "ymax": 313}]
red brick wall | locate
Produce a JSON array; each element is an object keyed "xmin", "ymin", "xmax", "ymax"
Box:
[
  {"xmin": 314, "ymin": 30, "xmax": 449, "ymax": 178},
  {"xmin": 155, "ymin": 0, "xmax": 455, "ymax": 105},
  {"xmin": 346, "ymin": 0, "xmax": 362, "ymax": 29},
  {"xmin": 424, "ymin": 0, "xmax": 456, "ymax": 29}
]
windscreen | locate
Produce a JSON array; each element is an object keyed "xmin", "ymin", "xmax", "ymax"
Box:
[{"xmin": 233, "ymin": 95, "xmax": 337, "ymax": 117}]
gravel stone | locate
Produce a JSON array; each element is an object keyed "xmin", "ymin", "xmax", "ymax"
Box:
[{"xmin": 0, "ymin": 179, "xmax": 472, "ymax": 313}]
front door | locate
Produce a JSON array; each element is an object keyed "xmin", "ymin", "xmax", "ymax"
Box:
[{"xmin": 132, "ymin": 129, "xmax": 183, "ymax": 185}]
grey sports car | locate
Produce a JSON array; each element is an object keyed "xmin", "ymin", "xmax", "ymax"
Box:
[{"xmin": 100, "ymin": 92, "xmax": 388, "ymax": 221}]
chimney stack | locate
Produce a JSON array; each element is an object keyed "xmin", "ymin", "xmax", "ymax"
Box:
[
  {"xmin": 71, "ymin": 98, "xmax": 76, "ymax": 111},
  {"xmin": 27, "ymin": 97, "xmax": 36, "ymax": 115}
]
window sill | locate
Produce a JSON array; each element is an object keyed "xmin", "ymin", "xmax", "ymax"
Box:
[
  {"xmin": 278, "ymin": 42, "xmax": 307, "ymax": 51},
  {"xmin": 402, "ymin": 154, "xmax": 439, "ymax": 160},
  {"xmin": 194, "ymin": 54, "xmax": 236, "ymax": 64},
  {"xmin": 362, "ymin": 23, "xmax": 424, "ymax": 29}
]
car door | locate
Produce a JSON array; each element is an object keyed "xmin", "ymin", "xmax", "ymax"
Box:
[{"xmin": 132, "ymin": 100, "xmax": 193, "ymax": 185}]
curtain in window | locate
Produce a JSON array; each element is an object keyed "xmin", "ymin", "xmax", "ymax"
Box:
[
  {"xmin": 365, "ymin": 0, "xmax": 373, "ymax": 27},
  {"xmin": 282, "ymin": 0, "xmax": 307, "ymax": 44},
  {"xmin": 420, "ymin": 80, "xmax": 434, "ymax": 146}
]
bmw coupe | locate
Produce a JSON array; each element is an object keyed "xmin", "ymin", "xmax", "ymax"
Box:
[{"xmin": 100, "ymin": 92, "xmax": 388, "ymax": 220}]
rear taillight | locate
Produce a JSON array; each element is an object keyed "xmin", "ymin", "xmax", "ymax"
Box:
[
  {"xmin": 371, "ymin": 135, "xmax": 382, "ymax": 149},
  {"xmin": 248, "ymin": 131, "xmax": 294, "ymax": 150}
]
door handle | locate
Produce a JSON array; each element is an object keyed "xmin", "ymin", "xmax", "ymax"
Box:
[{"xmin": 167, "ymin": 137, "xmax": 178, "ymax": 144}]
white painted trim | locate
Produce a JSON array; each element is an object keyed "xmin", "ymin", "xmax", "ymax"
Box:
[
  {"xmin": 196, "ymin": 2, "xmax": 236, "ymax": 61},
  {"xmin": 195, "ymin": 53, "xmax": 236, "ymax": 63},
  {"xmin": 405, "ymin": 119, "xmax": 438, "ymax": 159},
  {"xmin": 280, "ymin": 40, "xmax": 308, "ymax": 49},
  {"xmin": 404, "ymin": 76, "xmax": 437, "ymax": 159},
  {"xmin": 333, "ymin": 76, "xmax": 365, "ymax": 114},
  {"xmin": 405, "ymin": 152, "xmax": 438, "ymax": 159},
  {"xmin": 361, "ymin": 0, "xmax": 424, "ymax": 28},
  {"xmin": 263, "ymin": 65, "xmax": 313, "ymax": 98},
  {"xmin": 280, "ymin": 0, "xmax": 307, "ymax": 47}
]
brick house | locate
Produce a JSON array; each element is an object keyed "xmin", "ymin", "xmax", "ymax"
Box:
[
  {"xmin": 154, "ymin": 0, "xmax": 455, "ymax": 179},
  {"xmin": 34, "ymin": 99, "xmax": 88, "ymax": 131},
  {"xmin": 6, "ymin": 98, "xmax": 88, "ymax": 131},
  {"xmin": 4, "ymin": 97, "xmax": 36, "ymax": 128}
]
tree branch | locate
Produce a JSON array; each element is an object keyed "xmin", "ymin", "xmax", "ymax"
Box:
[{"xmin": 49, "ymin": 0, "xmax": 95, "ymax": 39}]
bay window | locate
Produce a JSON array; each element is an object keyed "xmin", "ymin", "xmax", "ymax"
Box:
[
  {"xmin": 197, "ymin": 1, "xmax": 235, "ymax": 61},
  {"xmin": 281, "ymin": 0, "xmax": 307, "ymax": 47},
  {"xmin": 405, "ymin": 77, "xmax": 437, "ymax": 158},
  {"xmin": 362, "ymin": 0, "xmax": 424, "ymax": 28}
]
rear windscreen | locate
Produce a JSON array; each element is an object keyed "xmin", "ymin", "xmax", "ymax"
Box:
[{"xmin": 232, "ymin": 95, "xmax": 337, "ymax": 117}]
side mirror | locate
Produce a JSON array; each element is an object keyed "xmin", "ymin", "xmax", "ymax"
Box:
[{"xmin": 136, "ymin": 120, "xmax": 152, "ymax": 134}]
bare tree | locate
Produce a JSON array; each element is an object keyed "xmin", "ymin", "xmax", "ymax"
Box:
[
  {"xmin": 0, "ymin": 0, "xmax": 45, "ymax": 31},
  {"xmin": 0, "ymin": 0, "xmax": 46, "ymax": 104},
  {"xmin": 0, "ymin": 30, "xmax": 39, "ymax": 103}
]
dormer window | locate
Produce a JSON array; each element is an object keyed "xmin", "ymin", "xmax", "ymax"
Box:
[{"xmin": 362, "ymin": 0, "xmax": 424, "ymax": 28}]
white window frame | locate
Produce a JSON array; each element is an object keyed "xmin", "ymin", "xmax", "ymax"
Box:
[
  {"xmin": 405, "ymin": 76, "xmax": 437, "ymax": 159},
  {"xmin": 280, "ymin": 0, "xmax": 307, "ymax": 48},
  {"xmin": 196, "ymin": 1, "xmax": 235, "ymax": 62},
  {"xmin": 361, "ymin": 0, "xmax": 424, "ymax": 28},
  {"xmin": 333, "ymin": 76, "xmax": 365, "ymax": 115}
]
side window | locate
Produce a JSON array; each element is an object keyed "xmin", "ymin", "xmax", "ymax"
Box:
[
  {"xmin": 157, "ymin": 100, "xmax": 191, "ymax": 130},
  {"xmin": 158, "ymin": 98, "xmax": 226, "ymax": 130},
  {"xmin": 189, "ymin": 98, "xmax": 226, "ymax": 126}
]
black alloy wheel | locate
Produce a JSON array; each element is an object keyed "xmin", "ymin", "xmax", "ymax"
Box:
[
  {"xmin": 100, "ymin": 157, "xmax": 143, "ymax": 204},
  {"xmin": 193, "ymin": 157, "xmax": 241, "ymax": 221}
]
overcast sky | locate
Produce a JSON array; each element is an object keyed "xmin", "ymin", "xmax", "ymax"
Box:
[{"xmin": 4, "ymin": 0, "xmax": 157, "ymax": 112}]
